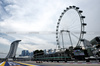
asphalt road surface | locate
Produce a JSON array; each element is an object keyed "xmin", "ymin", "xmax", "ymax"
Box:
[
  {"xmin": 0, "ymin": 61, "xmax": 100, "ymax": 66},
  {"xmin": 20, "ymin": 61, "xmax": 100, "ymax": 66}
]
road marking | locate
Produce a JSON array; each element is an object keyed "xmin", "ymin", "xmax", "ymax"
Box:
[
  {"xmin": 8, "ymin": 62, "xmax": 22, "ymax": 66},
  {"xmin": 14, "ymin": 61, "xmax": 38, "ymax": 66},
  {"xmin": 0, "ymin": 62, "xmax": 3, "ymax": 65},
  {"xmin": 43, "ymin": 62, "xmax": 100, "ymax": 64},
  {"xmin": 0, "ymin": 61, "xmax": 39, "ymax": 66},
  {"xmin": 0, "ymin": 61, "xmax": 6, "ymax": 66}
]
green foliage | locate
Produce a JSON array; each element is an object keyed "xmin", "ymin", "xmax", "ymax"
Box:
[{"xmin": 34, "ymin": 50, "xmax": 44, "ymax": 57}]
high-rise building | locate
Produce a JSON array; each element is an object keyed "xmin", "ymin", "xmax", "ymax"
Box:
[
  {"xmin": 44, "ymin": 49, "xmax": 46, "ymax": 54},
  {"xmin": 22, "ymin": 50, "xmax": 26, "ymax": 56},
  {"xmin": 19, "ymin": 50, "xmax": 33, "ymax": 56},
  {"xmin": 30, "ymin": 52, "xmax": 33, "ymax": 56},
  {"xmin": 53, "ymin": 49, "xmax": 56, "ymax": 53},
  {"xmin": 48, "ymin": 49, "xmax": 52, "ymax": 54},
  {"xmin": 6, "ymin": 40, "xmax": 21, "ymax": 58},
  {"xmin": 26, "ymin": 50, "xmax": 29, "ymax": 56}
]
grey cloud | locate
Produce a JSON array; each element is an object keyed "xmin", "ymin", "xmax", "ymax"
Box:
[
  {"xmin": 0, "ymin": 0, "xmax": 13, "ymax": 21},
  {"xmin": 0, "ymin": 33, "xmax": 15, "ymax": 41},
  {"xmin": 0, "ymin": 0, "xmax": 100, "ymax": 55}
]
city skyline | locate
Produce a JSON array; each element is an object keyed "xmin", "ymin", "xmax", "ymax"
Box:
[
  {"xmin": 19, "ymin": 50, "xmax": 33, "ymax": 56},
  {"xmin": 0, "ymin": 0, "xmax": 100, "ymax": 58}
]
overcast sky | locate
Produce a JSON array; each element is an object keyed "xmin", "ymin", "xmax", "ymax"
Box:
[{"xmin": 0, "ymin": 0, "xmax": 100, "ymax": 58}]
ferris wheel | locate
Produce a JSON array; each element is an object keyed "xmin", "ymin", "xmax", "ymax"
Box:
[{"xmin": 56, "ymin": 6, "xmax": 87, "ymax": 50}]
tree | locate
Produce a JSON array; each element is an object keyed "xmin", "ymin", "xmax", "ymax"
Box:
[
  {"xmin": 34, "ymin": 50, "xmax": 44, "ymax": 58},
  {"xmin": 65, "ymin": 49, "xmax": 70, "ymax": 56},
  {"xmin": 39, "ymin": 50, "xmax": 44, "ymax": 55}
]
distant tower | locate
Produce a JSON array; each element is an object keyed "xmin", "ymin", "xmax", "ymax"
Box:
[
  {"xmin": 44, "ymin": 49, "xmax": 47, "ymax": 54},
  {"xmin": 22, "ymin": 50, "xmax": 26, "ymax": 56},
  {"xmin": 48, "ymin": 49, "xmax": 52, "ymax": 54},
  {"xmin": 6, "ymin": 40, "xmax": 21, "ymax": 58},
  {"xmin": 26, "ymin": 50, "xmax": 29, "ymax": 56}
]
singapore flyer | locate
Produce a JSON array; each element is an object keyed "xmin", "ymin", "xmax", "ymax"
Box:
[{"xmin": 56, "ymin": 6, "xmax": 87, "ymax": 50}]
